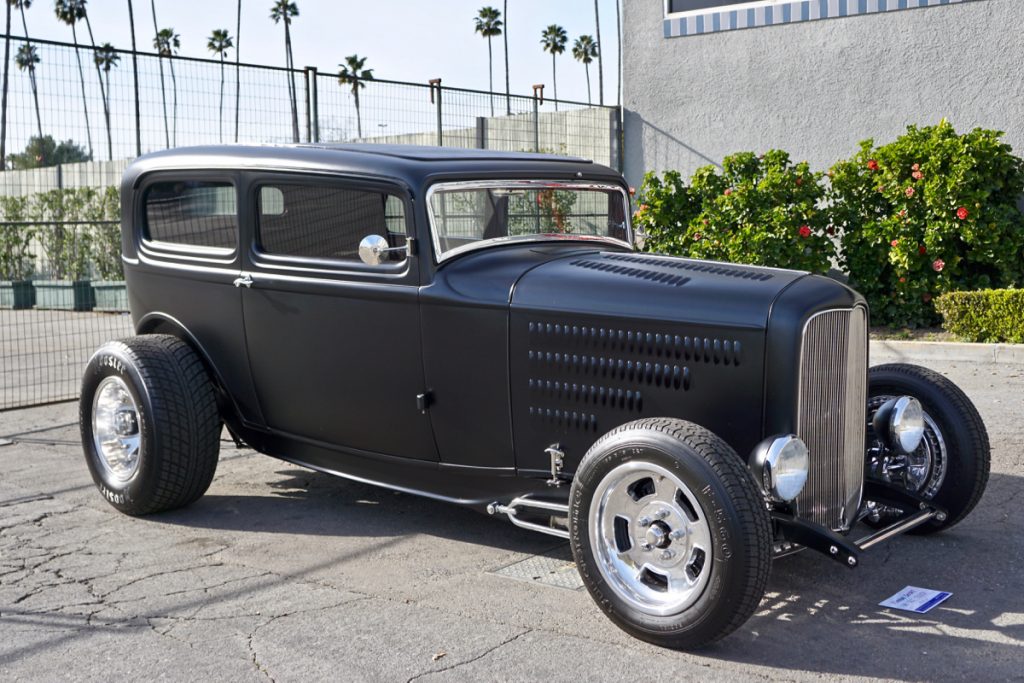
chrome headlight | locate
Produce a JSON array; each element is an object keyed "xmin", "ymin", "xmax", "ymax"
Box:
[
  {"xmin": 750, "ymin": 435, "xmax": 809, "ymax": 502},
  {"xmin": 873, "ymin": 396, "xmax": 925, "ymax": 454}
]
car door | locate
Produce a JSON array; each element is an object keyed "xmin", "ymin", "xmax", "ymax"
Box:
[{"xmin": 239, "ymin": 172, "xmax": 437, "ymax": 462}]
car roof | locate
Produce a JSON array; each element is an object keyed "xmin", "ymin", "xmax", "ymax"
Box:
[{"xmin": 122, "ymin": 144, "xmax": 624, "ymax": 191}]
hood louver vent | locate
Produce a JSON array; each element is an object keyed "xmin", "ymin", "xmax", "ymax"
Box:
[
  {"xmin": 601, "ymin": 253, "xmax": 774, "ymax": 281},
  {"xmin": 569, "ymin": 258, "xmax": 691, "ymax": 288}
]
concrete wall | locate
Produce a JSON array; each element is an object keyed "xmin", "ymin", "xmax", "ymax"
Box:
[
  {"xmin": 623, "ymin": 0, "xmax": 1024, "ymax": 186},
  {"xmin": 0, "ymin": 159, "xmax": 130, "ymax": 197}
]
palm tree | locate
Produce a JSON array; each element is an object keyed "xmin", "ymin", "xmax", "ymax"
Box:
[
  {"xmin": 572, "ymin": 35, "xmax": 598, "ymax": 105},
  {"xmin": 54, "ymin": 0, "xmax": 93, "ymax": 157},
  {"xmin": 502, "ymin": 0, "xmax": 509, "ymax": 115},
  {"xmin": 234, "ymin": 0, "xmax": 241, "ymax": 142},
  {"xmin": 15, "ymin": 44, "xmax": 42, "ymax": 143},
  {"xmin": 540, "ymin": 24, "xmax": 566, "ymax": 111},
  {"xmin": 337, "ymin": 54, "xmax": 373, "ymax": 139},
  {"xmin": 206, "ymin": 29, "xmax": 233, "ymax": 144},
  {"xmin": 75, "ymin": 0, "xmax": 113, "ymax": 159},
  {"xmin": 153, "ymin": 28, "xmax": 179, "ymax": 146},
  {"xmin": 127, "ymin": 0, "xmax": 140, "ymax": 156},
  {"xmin": 93, "ymin": 42, "xmax": 118, "ymax": 159},
  {"xmin": 473, "ymin": 6, "xmax": 502, "ymax": 117},
  {"xmin": 269, "ymin": 1, "xmax": 299, "ymax": 143},
  {"xmin": 593, "ymin": 0, "xmax": 603, "ymax": 105},
  {"xmin": 147, "ymin": 0, "xmax": 168, "ymax": 147},
  {"xmin": 1, "ymin": 1, "xmax": 11, "ymax": 168}
]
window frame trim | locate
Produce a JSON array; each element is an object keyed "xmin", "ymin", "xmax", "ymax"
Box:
[
  {"xmin": 245, "ymin": 171, "xmax": 416, "ymax": 279},
  {"xmin": 425, "ymin": 179, "xmax": 633, "ymax": 265},
  {"xmin": 135, "ymin": 171, "xmax": 240, "ymax": 265}
]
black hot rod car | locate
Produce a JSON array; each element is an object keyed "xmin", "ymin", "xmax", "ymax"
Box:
[{"xmin": 80, "ymin": 145, "xmax": 989, "ymax": 648}]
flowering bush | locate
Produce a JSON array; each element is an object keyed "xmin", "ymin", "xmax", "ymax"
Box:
[
  {"xmin": 830, "ymin": 122, "xmax": 1024, "ymax": 326},
  {"xmin": 635, "ymin": 151, "xmax": 835, "ymax": 273}
]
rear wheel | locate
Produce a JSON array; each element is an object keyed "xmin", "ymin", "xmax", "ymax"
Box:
[
  {"xmin": 80, "ymin": 335, "xmax": 221, "ymax": 515},
  {"xmin": 569, "ymin": 418, "xmax": 771, "ymax": 649},
  {"xmin": 865, "ymin": 363, "xmax": 989, "ymax": 533}
]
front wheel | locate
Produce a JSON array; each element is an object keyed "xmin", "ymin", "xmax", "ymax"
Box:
[
  {"xmin": 865, "ymin": 363, "xmax": 990, "ymax": 533},
  {"xmin": 569, "ymin": 418, "xmax": 771, "ymax": 649}
]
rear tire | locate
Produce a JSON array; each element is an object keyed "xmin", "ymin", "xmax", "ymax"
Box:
[
  {"xmin": 866, "ymin": 363, "xmax": 989, "ymax": 534},
  {"xmin": 569, "ymin": 418, "xmax": 771, "ymax": 649},
  {"xmin": 80, "ymin": 335, "xmax": 221, "ymax": 515}
]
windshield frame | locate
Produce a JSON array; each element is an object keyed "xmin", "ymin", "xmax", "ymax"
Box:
[{"xmin": 425, "ymin": 179, "xmax": 634, "ymax": 264}]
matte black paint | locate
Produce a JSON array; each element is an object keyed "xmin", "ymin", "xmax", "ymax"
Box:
[{"xmin": 120, "ymin": 144, "xmax": 862, "ymax": 509}]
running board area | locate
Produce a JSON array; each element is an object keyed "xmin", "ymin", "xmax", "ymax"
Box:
[{"xmin": 487, "ymin": 496, "xmax": 570, "ymax": 539}]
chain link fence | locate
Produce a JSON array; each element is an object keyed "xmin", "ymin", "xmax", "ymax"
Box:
[{"xmin": 0, "ymin": 34, "xmax": 623, "ymax": 410}]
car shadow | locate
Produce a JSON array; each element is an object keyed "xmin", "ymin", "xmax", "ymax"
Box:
[
  {"xmin": 154, "ymin": 466, "xmax": 562, "ymax": 556},
  {"xmin": 155, "ymin": 465, "xmax": 1024, "ymax": 679}
]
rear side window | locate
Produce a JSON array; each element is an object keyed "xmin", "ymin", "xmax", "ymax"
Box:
[
  {"xmin": 143, "ymin": 180, "xmax": 238, "ymax": 250},
  {"xmin": 257, "ymin": 183, "xmax": 407, "ymax": 263}
]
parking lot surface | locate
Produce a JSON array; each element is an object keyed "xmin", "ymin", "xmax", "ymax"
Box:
[{"xmin": 1, "ymin": 354, "xmax": 1022, "ymax": 681}]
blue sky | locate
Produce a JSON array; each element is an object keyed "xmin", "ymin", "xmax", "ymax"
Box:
[{"xmin": 15, "ymin": 0, "xmax": 622, "ymax": 105}]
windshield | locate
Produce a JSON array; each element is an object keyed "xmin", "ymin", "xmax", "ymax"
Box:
[{"xmin": 427, "ymin": 181, "xmax": 632, "ymax": 262}]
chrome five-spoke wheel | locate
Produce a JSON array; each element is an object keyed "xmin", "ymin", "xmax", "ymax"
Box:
[{"xmin": 590, "ymin": 461, "xmax": 712, "ymax": 616}]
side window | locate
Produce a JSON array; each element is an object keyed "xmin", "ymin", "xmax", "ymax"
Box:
[
  {"xmin": 256, "ymin": 182, "xmax": 408, "ymax": 263},
  {"xmin": 143, "ymin": 180, "xmax": 237, "ymax": 250}
]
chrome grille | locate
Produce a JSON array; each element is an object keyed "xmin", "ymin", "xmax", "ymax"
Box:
[{"xmin": 794, "ymin": 307, "xmax": 868, "ymax": 531}]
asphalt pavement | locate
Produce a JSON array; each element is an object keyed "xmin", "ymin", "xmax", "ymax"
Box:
[{"xmin": 1, "ymin": 351, "xmax": 1021, "ymax": 682}]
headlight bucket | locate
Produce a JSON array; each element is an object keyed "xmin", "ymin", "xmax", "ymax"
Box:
[
  {"xmin": 873, "ymin": 396, "xmax": 925, "ymax": 454},
  {"xmin": 750, "ymin": 435, "xmax": 810, "ymax": 503}
]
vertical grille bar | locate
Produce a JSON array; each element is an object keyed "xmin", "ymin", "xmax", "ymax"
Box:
[{"xmin": 794, "ymin": 308, "xmax": 868, "ymax": 530}]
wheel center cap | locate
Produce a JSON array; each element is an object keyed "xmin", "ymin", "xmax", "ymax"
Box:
[{"xmin": 645, "ymin": 521, "xmax": 672, "ymax": 549}]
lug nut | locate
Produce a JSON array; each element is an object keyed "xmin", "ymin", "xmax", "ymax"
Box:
[
  {"xmin": 637, "ymin": 516, "xmax": 651, "ymax": 528},
  {"xmin": 639, "ymin": 542, "xmax": 653, "ymax": 551},
  {"xmin": 670, "ymin": 529, "xmax": 686, "ymax": 540},
  {"xmin": 660, "ymin": 549, "xmax": 675, "ymax": 560},
  {"xmin": 655, "ymin": 509, "xmax": 670, "ymax": 519}
]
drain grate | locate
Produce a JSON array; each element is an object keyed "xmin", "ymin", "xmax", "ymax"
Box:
[{"xmin": 490, "ymin": 544, "xmax": 584, "ymax": 591}]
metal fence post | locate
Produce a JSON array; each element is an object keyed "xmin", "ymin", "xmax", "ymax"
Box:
[
  {"xmin": 531, "ymin": 84, "xmax": 544, "ymax": 153},
  {"xmin": 429, "ymin": 79, "xmax": 443, "ymax": 146},
  {"xmin": 303, "ymin": 68, "xmax": 313, "ymax": 143},
  {"xmin": 306, "ymin": 67, "xmax": 320, "ymax": 143},
  {"xmin": 475, "ymin": 117, "xmax": 487, "ymax": 149}
]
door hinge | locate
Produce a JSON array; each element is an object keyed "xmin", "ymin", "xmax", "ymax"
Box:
[{"xmin": 416, "ymin": 391, "xmax": 433, "ymax": 414}]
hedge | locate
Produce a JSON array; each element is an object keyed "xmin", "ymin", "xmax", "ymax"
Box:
[{"xmin": 935, "ymin": 289, "xmax": 1024, "ymax": 343}]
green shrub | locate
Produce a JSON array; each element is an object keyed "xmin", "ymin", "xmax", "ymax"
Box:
[
  {"xmin": 935, "ymin": 289, "xmax": 1024, "ymax": 343},
  {"xmin": 0, "ymin": 196, "xmax": 34, "ymax": 280},
  {"xmin": 635, "ymin": 150, "xmax": 835, "ymax": 273},
  {"xmin": 830, "ymin": 121, "xmax": 1024, "ymax": 327}
]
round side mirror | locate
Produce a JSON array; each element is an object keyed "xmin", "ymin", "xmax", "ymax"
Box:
[{"xmin": 358, "ymin": 234, "xmax": 391, "ymax": 266}]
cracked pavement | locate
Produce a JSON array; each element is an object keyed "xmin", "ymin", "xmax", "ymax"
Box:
[{"xmin": 1, "ymin": 353, "xmax": 1022, "ymax": 681}]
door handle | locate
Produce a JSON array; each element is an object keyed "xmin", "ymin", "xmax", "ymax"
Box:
[{"xmin": 233, "ymin": 273, "xmax": 253, "ymax": 288}]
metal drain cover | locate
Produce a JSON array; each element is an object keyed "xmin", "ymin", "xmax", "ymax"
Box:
[{"xmin": 490, "ymin": 544, "xmax": 584, "ymax": 591}]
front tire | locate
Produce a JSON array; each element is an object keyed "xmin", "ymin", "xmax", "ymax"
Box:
[
  {"xmin": 865, "ymin": 363, "xmax": 990, "ymax": 533},
  {"xmin": 569, "ymin": 418, "xmax": 771, "ymax": 649},
  {"xmin": 80, "ymin": 335, "xmax": 221, "ymax": 515}
]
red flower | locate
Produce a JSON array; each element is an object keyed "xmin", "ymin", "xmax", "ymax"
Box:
[
  {"xmin": 796, "ymin": 177, "xmax": 803, "ymax": 186},
  {"xmin": 826, "ymin": 227, "xmax": 836, "ymax": 236},
  {"xmin": 932, "ymin": 259, "xmax": 945, "ymax": 272},
  {"xmin": 905, "ymin": 187, "xmax": 915, "ymax": 198},
  {"xmin": 898, "ymin": 209, "xmax": 907, "ymax": 218},
  {"xmin": 724, "ymin": 188, "xmax": 733, "ymax": 196},
  {"xmin": 628, "ymin": 187, "xmax": 636, "ymax": 196},
  {"xmin": 693, "ymin": 233, "xmax": 702, "ymax": 241},
  {"xmin": 911, "ymin": 163, "xmax": 920, "ymax": 172},
  {"xmin": 919, "ymin": 245, "xmax": 927, "ymax": 255},
  {"xmin": 922, "ymin": 292, "xmax": 932, "ymax": 303},
  {"xmin": 799, "ymin": 225, "xmax": 811, "ymax": 238},
  {"xmin": 639, "ymin": 203, "xmax": 649, "ymax": 211},
  {"xmin": 877, "ymin": 185, "xmax": 886, "ymax": 193},
  {"xmin": 891, "ymin": 239, "xmax": 899, "ymax": 247},
  {"xmin": 956, "ymin": 206, "xmax": 969, "ymax": 220},
  {"xmin": 912, "ymin": 170, "xmax": 923, "ymax": 180},
  {"xmin": 899, "ymin": 277, "xmax": 906, "ymax": 283},
  {"xmin": 867, "ymin": 159, "xmax": 879, "ymax": 171}
]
